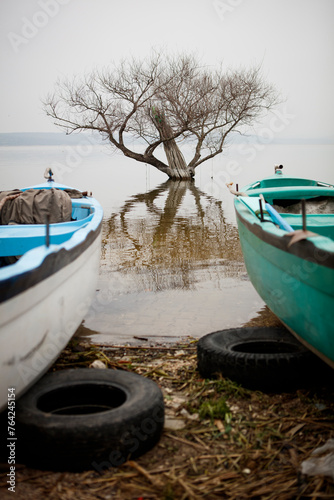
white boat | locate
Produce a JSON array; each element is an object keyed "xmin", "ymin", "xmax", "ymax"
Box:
[{"xmin": 0, "ymin": 175, "xmax": 103, "ymax": 410}]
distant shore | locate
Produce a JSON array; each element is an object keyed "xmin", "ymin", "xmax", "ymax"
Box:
[
  {"xmin": 0, "ymin": 132, "xmax": 101, "ymax": 147},
  {"xmin": 0, "ymin": 132, "xmax": 333, "ymax": 147}
]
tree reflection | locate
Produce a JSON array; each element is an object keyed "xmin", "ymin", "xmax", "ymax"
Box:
[{"xmin": 101, "ymin": 180, "xmax": 244, "ymax": 292}]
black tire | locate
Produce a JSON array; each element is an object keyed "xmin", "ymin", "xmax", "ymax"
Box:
[
  {"xmin": 15, "ymin": 369, "xmax": 164, "ymax": 471},
  {"xmin": 197, "ymin": 327, "xmax": 324, "ymax": 392}
]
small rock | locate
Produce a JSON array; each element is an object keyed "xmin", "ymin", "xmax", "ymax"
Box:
[
  {"xmin": 301, "ymin": 439, "xmax": 334, "ymax": 480},
  {"xmin": 164, "ymin": 418, "xmax": 186, "ymax": 431},
  {"xmin": 89, "ymin": 360, "xmax": 107, "ymax": 369},
  {"xmin": 180, "ymin": 409, "xmax": 199, "ymax": 421},
  {"xmin": 165, "ymin": 395, "xmax": 188, "ymax": 410}
]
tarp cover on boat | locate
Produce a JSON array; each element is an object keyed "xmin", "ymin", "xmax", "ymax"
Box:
[
  {"xmin": 273, "ymin": 198, "xmax": 334, "ymax": 214},
  {"xmin": 0, "ymin": 188, "xmax": 73, "ymax": 225}
]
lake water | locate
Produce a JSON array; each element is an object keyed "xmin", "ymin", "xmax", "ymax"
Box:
[{"xmin": 1, "ymin": 142, "xmax": 333, "ymax": 345}]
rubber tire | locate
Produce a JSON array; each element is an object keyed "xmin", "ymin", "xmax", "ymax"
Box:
[
  {"xmin": 197, "ymin": 327, "xmax": 324, "ymax": 392},
  {"xmin": 15, "ymin": 369, "xmax": 164, "ymax": 471}
]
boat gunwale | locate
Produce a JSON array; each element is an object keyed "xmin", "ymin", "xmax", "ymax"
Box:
[
  {"xmin": 242, "ymin": 174, "xmax": 334, "ymax": 192},
  {"xmin": 0, "ymin": 198, "xmax": 97, "ymax": 248},
  {"xmin": 0, "ymin": 218, "xmax": 102, "ymax": 304},
  {"xmin": 234, "ymin": 200, "xmax": 334, "ymax": 270},
  {"xmin": 0, "ymin": 183, "xmax": 103, "ymax": 303},
  {"xmin": 0, "ymin": 216, "xmax": 102, "ymax": 304}
]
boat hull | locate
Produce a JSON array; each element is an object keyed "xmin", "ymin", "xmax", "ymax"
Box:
[
  {"xmin": 235, "ymin": 198, "xmax": 334, "ymax": 369},
  {"xmin": 0, "ymin": 183, "xmax": 103, "ymax": 410},
  {"xmin": 0, "ymin": 233, "xmax": 101, "ymax": 410}
]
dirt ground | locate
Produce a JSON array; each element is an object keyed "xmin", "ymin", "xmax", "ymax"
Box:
[{"xmin": 1, "ymin": 317, "xmax": 334, "ymax": 500}]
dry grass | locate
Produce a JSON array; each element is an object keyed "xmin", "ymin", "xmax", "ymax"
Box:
[{"xmin": 1, "ymin": 338, "xmax": 333, "ymax": 500}]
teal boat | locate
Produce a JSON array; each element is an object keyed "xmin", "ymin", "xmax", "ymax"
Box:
[{"xmin": 231, "ymin": 166, "xmax": 334, "ymax": 368}]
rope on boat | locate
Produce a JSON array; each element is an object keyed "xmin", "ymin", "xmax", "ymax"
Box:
[{"xmin": 226, "ymin": 182, "xmax": 248, "ymax": 197}]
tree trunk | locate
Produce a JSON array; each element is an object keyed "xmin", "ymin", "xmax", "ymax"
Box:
[{"xmin": 152, "ymin": 109, "xmax": 194, "ymax": 180}]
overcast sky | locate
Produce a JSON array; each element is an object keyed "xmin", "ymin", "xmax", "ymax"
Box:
[{"xmin": 1, "ymin": 0, "xmax": 333, "ymax": 141}]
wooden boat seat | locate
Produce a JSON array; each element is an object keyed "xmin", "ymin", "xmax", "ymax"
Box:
[
  {"xmin": 281, "ymin": 214, "xmax": 334, "ymax": 239},
  {"xmin": 248, "ymin": 186, "xmax": 334, "ymax": 204},
  {"xmin": 258, "ymin": 177, "xmax": 318, "ymax": 188}
]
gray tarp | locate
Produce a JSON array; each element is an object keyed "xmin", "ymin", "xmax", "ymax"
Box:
[
  {"xmin": 0, "ymin": 188, "xmax": 73, "ymax": 225},
  {"xmin": 273, "ymin": 198, "xmax": 334, "ymax": 214}
]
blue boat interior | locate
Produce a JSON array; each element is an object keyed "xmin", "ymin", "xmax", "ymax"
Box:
[
  {"xmin": 238, "ymin": 195, "xmax": 334, "ymax": 241},
  {"xmin": 281, "ymin": 214, "xmax": 334, "ymax": 239},
  {"xmin": 0, "ymin": 199, "xmax": 95, "ymax": 259}
]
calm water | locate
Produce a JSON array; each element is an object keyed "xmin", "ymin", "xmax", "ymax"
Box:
[{"xmin": 1, "ymin": 142, "xmax": 333, "ymax": 344}]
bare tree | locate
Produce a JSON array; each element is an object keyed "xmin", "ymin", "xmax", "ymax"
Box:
[{"xmin": 44, "ymin": 51, "xmax": 279, "ymax": 180}]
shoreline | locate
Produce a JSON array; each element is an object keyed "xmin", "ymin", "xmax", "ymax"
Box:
[{"xmin": 1, "ymin": 335, "xmax": 333, "ymax": 499}]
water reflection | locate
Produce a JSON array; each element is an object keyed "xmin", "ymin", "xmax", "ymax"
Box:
[
  {"xmin": 82, "ymin": 180, "xmax": 265, "ymax": 344},
  {"xmin": 101, "ymin": 180, "xmax": 244, "ymax": 293}
]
